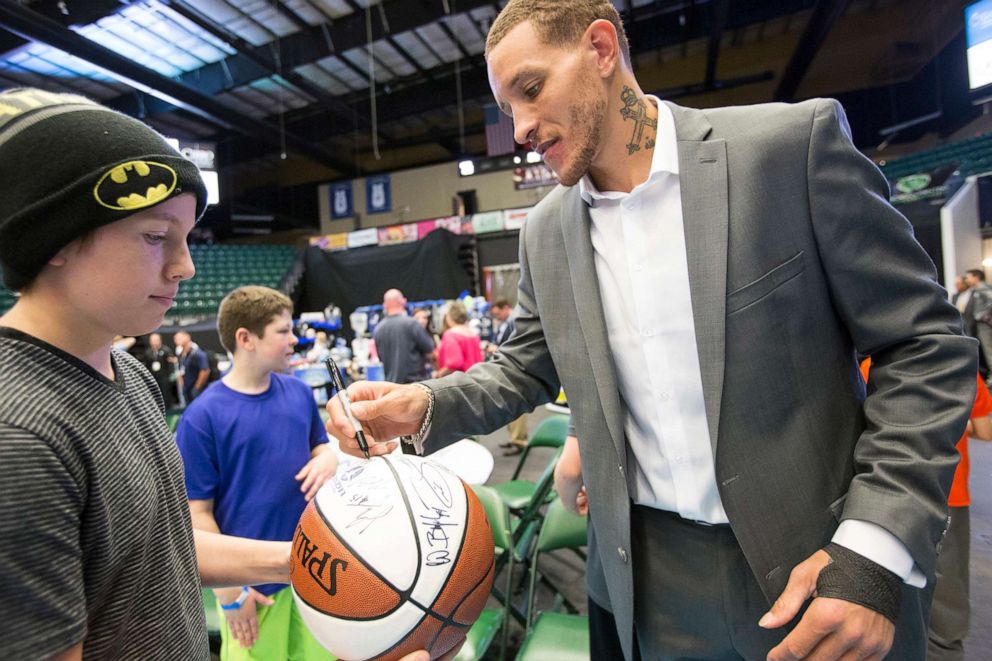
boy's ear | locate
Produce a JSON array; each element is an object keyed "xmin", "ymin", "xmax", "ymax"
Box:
[
  {"xmin": 234, "ymin": 327, "xmax": 254, "ymax": 351},
  {"xmin": 48, "ymin": 243, "xmax": 74, "ymax": 267}
]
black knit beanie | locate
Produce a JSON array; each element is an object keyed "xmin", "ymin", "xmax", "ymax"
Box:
[{"xmin": 0, "ymin": 88, "xmax": 208, "ymax": 291}]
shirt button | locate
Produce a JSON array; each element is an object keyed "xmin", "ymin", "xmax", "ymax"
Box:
[
  {"xmin": 642, "ymin": 329, "xmax": 654, "ymax": 337},
  {"xmin": 632, "ymin": 263, "xmax": 643, "ymax": 272},
  {"xmin": 617, "ymin": 547, "xmax": 628, "ymax": 563},
  {"xmin": 617, "ymin": 463, "xmax": 624, "ymax": 474},
  {"xmin": 659, "ymin": 391, "xmax": 670, "ymax": 402},
  {"xmin": 675, "ymin": 454, "xmax": 685, "ymax": 463}
]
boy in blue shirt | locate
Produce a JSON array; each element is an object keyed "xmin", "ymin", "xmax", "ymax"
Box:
[{"xmin": 178, "ymin": 286, "xmax": 338, "ymax": 660}]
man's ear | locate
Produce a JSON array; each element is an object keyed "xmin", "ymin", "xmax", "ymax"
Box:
[{"xmin": 586, "ymin": 19, "xmax": 621, "ymax": 77}]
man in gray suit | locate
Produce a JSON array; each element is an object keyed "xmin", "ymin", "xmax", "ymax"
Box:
[{"xmin": 327, "ymin": 1, "xmax": 976, "ymax": 659}]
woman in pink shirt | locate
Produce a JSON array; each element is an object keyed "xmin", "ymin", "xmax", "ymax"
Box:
[{"xmin": 435, "ymin": 301, "xmax": 483, "ymax": 377}]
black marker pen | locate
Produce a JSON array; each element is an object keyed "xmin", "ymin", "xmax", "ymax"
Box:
[{"xmin": 324, "ymin": 357, "xmax": 370, "ymax": 459}]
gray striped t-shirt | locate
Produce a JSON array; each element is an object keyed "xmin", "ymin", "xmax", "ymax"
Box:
[{"xmin": 0, "ymin": 328, "xmax": 208, "ymax": 660}]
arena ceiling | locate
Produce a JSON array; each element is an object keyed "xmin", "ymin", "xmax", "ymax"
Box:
[{"xmin": 0, "ymin": 0, "xmax": 974, "ymax": 195}]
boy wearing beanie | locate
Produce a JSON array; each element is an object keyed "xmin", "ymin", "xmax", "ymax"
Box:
[{"xmin": 0, "ymin": 88, "xmax": 289, "ymax": 660}]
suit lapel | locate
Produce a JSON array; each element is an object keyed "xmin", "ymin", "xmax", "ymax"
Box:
[
  {"xmin": 669, "ymin": 102, "xmax": 729, "ymax": 455},
  {"xmin": 560, "ymin": 189, "xmax": 629, "ymax": 466}
]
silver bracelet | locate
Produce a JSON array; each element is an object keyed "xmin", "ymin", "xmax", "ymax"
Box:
[{"xmin": 401, "ymin": 382, "xmax": 434, "ymax": 455}]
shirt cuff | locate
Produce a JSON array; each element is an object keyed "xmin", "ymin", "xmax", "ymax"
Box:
[{"xmin": 831, "ymin": 519, "xmax": 926, "ymax": 588}]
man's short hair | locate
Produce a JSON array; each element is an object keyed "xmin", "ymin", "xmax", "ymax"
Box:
[
  {"xmin": 967, "ymin": 268, "xmax": 986, "ymax": 282},
  {"xmin": 485, "ymin": 0, "xmax": 631, "ymax": 68},
  {"xmin": 217, "ymin": 286, "xmax": 293, "ymax": 353},
  {"xmin": 492, "ymin": 297, "xmax": 511, "ymax": 309}
]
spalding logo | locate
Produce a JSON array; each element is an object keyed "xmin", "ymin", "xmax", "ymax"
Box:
[{"xmin": 93, "ymin": 160, "xmax": 177, "ymax": 211}]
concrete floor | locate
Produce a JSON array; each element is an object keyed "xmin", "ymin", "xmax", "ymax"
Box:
[{"xmin": 475, "ymin": 408, "xmax": 992, "ymax": 660}]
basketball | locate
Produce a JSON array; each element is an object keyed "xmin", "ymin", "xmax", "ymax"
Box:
[{"xmin": 290, "ymin": 454, "xmax": 495, "ymax": 660}]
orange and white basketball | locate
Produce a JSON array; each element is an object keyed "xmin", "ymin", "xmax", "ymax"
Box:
[{"xmin": 290, "ymin": 454, "xmax": 495, "ymax": 660}]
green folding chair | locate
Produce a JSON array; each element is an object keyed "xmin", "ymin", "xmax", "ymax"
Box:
[
  {"xmin": 202, "ymin": 588, "xmax": 222, "ymax": 654},
  {"xmin": 456, "ymin": 485, "xmax": 515, "ymax": 661},
  {"xmin": 490, "ymin": 415, "xmax": 569, "ymax": 513},
  {"xmin": 515, "ymin": 497, "xmax": 590, "ymax": 661}
]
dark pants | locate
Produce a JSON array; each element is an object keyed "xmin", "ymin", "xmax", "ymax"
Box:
[
  {"xmin": 629, "ymin": 505, "xmax": 929, "ymax": 660},
  {"xmin": 631, "ymin": 505, "xmax": 788, "ymax": 660},
  {"xmin": 928, "ymin": 506, "xmax": 970, "ymax": 661},
  {"xmin": 589, "ymin": 596, "xmax": 630, "ymax": 660}
]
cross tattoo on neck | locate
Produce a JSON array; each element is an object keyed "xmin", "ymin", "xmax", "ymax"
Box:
[{"xmin": 619, "ymin": 86, "xmax": 657, "ymax": 155}]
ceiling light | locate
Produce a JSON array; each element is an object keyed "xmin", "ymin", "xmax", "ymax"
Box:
[{"xmin": 458, "ymin": 160, "xmax": 475, "ymax": 176}]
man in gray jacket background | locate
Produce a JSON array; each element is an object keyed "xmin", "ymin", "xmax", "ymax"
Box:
[{"xmin": 327, "ymin": 1, "xmax": 977, "ymax": 658}]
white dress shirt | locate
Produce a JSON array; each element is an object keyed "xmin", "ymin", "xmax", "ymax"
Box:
[{"xmin": 579, "ymin": 97, "xmax": 924, "ymax": 586}]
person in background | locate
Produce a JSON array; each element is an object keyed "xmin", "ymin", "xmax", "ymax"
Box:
[
  {"xmin": 175, "ymin": 329, "xmax": 210, "ymax": 404},
  {"xmin": 413, "ymin": 307, "xmax": 439, "ymax": 346},
  {"xmin": 434, "ymin": 300, "xmax": 483, "ymax": 378},
  {"xmin": 951, "ymin": 275, "xmax": 968, "ymax": 308},
  {"xmin": 373, "ymin": 289, "xmax": 436, "ymax": 383},
  {"xmin": 861, "ymin": 358, "xmax": 992, "ymax": 661},
  {"xmin": 489, "ymin": 297, "xmax": 529, "ymax": 455},
  {"xmin": 177, "ymin": 286, "xmax": 338, "ymax": 659},
  {"xmin": 306, "ymin": 330, "xmax": 331, "ymax": 364},
  {"xmin": 965, "ymin": 268, "xmax": 992, "ymax": 380},
  {"xmin": 143, "ymin": 331, "xmax": 178, "ymax": 408}
]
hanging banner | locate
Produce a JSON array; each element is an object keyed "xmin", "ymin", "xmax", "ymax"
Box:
[
  {"xmin": 889, "ymin": 164, "xmax": 958, "ymax": 205},
  {"xmin": 309, "ymin": 232, "xmax": 349, "ymax": 251},
  {"xmin": 330, "ymin": 181, "xmax": 353, "ymax": 219},
  {"xmin": 418, "ymin": 216, "xmax": 465, "ymax": 238},
  {"xmin": 513, "ymin": 164, "xmax": 558, "ymax": 189},
  {"xmin": 347, "ymin": 227, "xmax": 379, "ymax": 248},
  {"xmin": 437, "ymin": 216, "xmax": 462, "ymax": 234},
  {"xmin": 503, "ymin": 207, "xmax": 532, "ymax": 230},
  {"xmin": 471, "ymin": 211, "xmax": 505, "ymax": 234},
  {"xmin": 366, "ymin": 175, "xmax": 392, "ymax": 214},
  {"xmin": 417, "ymin": 220, "xmax": 439, "ymax": 239},
  {"xmin": 378, "ymin": 224, "xmax": 418, "ymax": 245}
]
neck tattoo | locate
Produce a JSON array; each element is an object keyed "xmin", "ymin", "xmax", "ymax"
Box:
[{"xmin": 619, "ymin": 86, "xmax": 656, "ymax": 155}]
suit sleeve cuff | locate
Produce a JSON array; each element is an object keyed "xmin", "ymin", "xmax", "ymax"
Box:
[{"xmin": 831, "ymin": 519, "xmax": 926, "ymax": 588}]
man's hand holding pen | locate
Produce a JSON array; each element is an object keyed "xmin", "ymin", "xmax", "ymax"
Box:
[{"xmin": 325, "ymin": 381, "xmax": 430, "ymax": 459}]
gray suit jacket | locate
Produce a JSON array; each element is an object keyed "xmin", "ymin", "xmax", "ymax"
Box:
[{"xmin": 423, "ymin": 99, "xmax": 977, "ymax": 657}]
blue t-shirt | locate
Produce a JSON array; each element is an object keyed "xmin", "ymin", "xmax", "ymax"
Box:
[{"xmin": 176, "ymin": 373, "xmax": 327, "ymax": 595}]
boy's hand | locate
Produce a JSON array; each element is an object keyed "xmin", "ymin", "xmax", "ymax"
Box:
[
  {"xmin": 217, "ymin": 587, "xmax": 273, "ymax": 649},
  {"xmin": 326, "ymin": 381, "xmax": 429, "ymax": 458},
  {"xmin": 554, "ymin": 436, "xmax": 587, "ymax": 515},
  {"xmin": 296, "ymin": 448, "xmax": 339, "ymax": 501}
]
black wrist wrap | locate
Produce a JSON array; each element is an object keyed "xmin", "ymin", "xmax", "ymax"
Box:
[{"xmin": 815, "ymin": 542, "xmax": 902, "ymax": 624}]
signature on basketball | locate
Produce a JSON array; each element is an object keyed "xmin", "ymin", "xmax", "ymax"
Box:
[
  {"xmin": 340, "ymin": 465, "xmax": 395, "ymax": 535},
  {"xmin": 408, "ymin": 461, "xmax": 460, "ymax": 566}
]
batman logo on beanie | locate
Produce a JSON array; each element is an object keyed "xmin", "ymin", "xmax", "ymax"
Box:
[{"xmin": 93, "ymin": 160, "xmax": 178, "ymax": 211}]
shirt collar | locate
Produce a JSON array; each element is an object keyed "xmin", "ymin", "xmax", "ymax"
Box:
[{"xmin": 579, "ymin": 96, "xmax": 678, "ymax": 206}]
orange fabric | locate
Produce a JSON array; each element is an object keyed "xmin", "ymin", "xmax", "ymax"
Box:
[{"xmin": 860, "ymin": 358, "xmax": 992, "ymax": 506}]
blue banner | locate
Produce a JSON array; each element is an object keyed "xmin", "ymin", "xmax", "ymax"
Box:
[
  {"xmin": 330, "ymin": 181, "xmax": 353, "ymax": 219},
  {"xmin": 967, "ymin": 0, "xmax": 992, "ymax": 48},
  {"xmin": 366, "ymin": 175, "xmax": 391, "ymax": 214}
]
